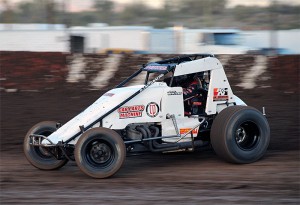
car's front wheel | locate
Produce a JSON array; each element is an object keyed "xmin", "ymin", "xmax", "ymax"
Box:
[
  {"xmin": 24, "ymin": 121, "xmax": 68, "ymax": 170},
  {"xmin": 75, "ymin": 127, "xmax": 126, "ymax": 178}
]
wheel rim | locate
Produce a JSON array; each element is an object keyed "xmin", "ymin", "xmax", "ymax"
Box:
[
  {"xmin": 85, "ymin": 139, "xmax": 114, "ymax": 168},
  {"xmin": 235, "ymin": 121, "xmax": 260, "ymax": 150}
]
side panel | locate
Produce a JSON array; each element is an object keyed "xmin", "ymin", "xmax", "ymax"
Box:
[
  {"xmin": 44, "ymin": 85, "xmax": 144, "ymax": 144},
  {"xmin": 162, "ymin": 118, "xmax": 200, "ymax": 143},
  {"xmin": 173, "ymin": 57, "xmax": 221, "ymax": 76},
  {"xmin": 161, "ymin": 86, "xmax": 199, "ymax": 142},
  {"xmin": 206, "ymin": 68, "xmax": 235, "ymax": 114},
  {"xmin": 215, "ymin": 95, "xmax": 247, "ymax": 113},
  {"xmin": 103, "ymin": 83, "xmax": 166, "ymax": 129},
  {"xmin": 161, "ymin": 87, "xmax": 184, "ymax": 118}
]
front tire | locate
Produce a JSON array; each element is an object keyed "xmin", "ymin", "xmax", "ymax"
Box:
[
  {"xmin": 75, "ymin": 127, "xmax": 126, "ymax": 178},
  {"xmin": 24, "ymin": 121, "xmax": 68, "ymax": 170},
  {"xmin": 210, "ymin": 106, "xmax": 270, "ymax": 164}
]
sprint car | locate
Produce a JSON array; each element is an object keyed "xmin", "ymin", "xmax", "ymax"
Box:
[{"xmin": 24, "ymin": 54, "xmax": 270, "ymax": 178}]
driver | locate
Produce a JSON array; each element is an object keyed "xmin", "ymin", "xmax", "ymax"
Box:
[{"xmin": 183, "ymin": 73, "xmax": 208, "ymax": 116}]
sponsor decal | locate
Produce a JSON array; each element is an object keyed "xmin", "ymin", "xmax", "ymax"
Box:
[
  {"xmin": 118, "ymin": 105, "xmax": 145, "ymax": 119},
  {"xmin": 139, "ymin": 73, "xmax": 164, "ymax": 93},
  {"xmin": 167, "ymin": 90, "xmax": 183, "ymax": 95},
  {"xmin": 144, "ymin": 65, "xmax": 168, "ymax": 71},
  {"xmin": 103, "ymin": 92, "xmax": 114, "ymax": 97},
  {"xmin": 213, "ymin": 88, "xmax": 229, "ymax": 101},
  {"xmin": 146, "ymin": 102, "xmax": 159, "ymax": 118},
  {"xmin": 180, "ymin": 128, "xmax": 198, "ymax": 135}
]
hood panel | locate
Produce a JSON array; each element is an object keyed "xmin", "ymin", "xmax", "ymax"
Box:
[{"xmin": 45, "ymin": 83, "xmax": 166, "ymax": 144}]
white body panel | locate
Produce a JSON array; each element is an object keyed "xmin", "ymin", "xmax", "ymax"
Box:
[
  {"xmin": 44, "ymin": 82, "xmax": 186, "ymax": 144},
  {"xmin": 206, "ymin": 68, "xmax": 235, "ymax": 114},
  {"xmin": 43, "ymin": 56, "xmax": 245, "ymax": 145},
  {"xmin": 174, "ymin": 56, "xmax": 222, "ymax": 75},
  {"xmin": 162, "ymin": 117, "xmax": 200, "ymax": 143},
  {"xmin": 103, "ymin": 82, "xmax": 166, "ymax": 129},
  {"xmin": 43, "ymin": 85, "xmax": 140, "ymax": 144}
]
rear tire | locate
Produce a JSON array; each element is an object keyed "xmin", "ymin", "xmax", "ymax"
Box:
[
  {"xmin": 75, "ymin": 127, "xmax": 126, "ymax": 178},
  {"xmin": 210, "ymin": 106, "xmax": 270, "ymax": 164},
  {"xmin": 24, "ymin": 121, "xmax": 68, "ymax": 170}
]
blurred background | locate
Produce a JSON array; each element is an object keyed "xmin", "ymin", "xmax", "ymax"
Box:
[{"xmin": 0, "ymin": 0, "xmax": 300, "ymax": 54}]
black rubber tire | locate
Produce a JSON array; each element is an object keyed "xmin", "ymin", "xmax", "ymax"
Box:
[
  {"xmin": 210, "ymin": 106, "xmax": 270, "ymax": 164},
  {"xmin": 75, "ymin": 127, "xmax": 126, "ymax": 178},
  {"xmin": 24, "ymin": 121, "xmax": 68, "ymax": 170}
]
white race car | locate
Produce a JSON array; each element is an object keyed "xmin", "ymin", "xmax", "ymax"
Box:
[{"xmin": 24, "ymin": 54, "xmax": 270, "ymax": 178}]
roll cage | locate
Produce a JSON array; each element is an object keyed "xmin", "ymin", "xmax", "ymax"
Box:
[{"xmin": 118, "ymin": 53, "xmax": 214, "ymax": 88}]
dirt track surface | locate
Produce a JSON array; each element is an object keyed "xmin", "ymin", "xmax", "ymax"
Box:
[
  {"xmin": 1, "ymin": 150, "xmax": 299, "ymax": 204},
  {"xmin": 0, "ymin": 90, "xmax": 299, "ymax": 204}
]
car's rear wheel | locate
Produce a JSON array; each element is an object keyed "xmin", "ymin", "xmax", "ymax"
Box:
[
  {"xmin": 75, "ymin": 127, "xmax": 126, "ymax": 178},
  {"xmin": 210, "ymin": 106, "xmax": 270, "ymax": 163},
  {"xmin": 24, "ymin": 121, "xmax": 68, "ymax": 170}
]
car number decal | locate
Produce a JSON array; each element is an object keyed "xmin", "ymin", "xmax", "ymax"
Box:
[{"xmin": 146, "ymin": 102, "xmax": 159, "ymax": 118}]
